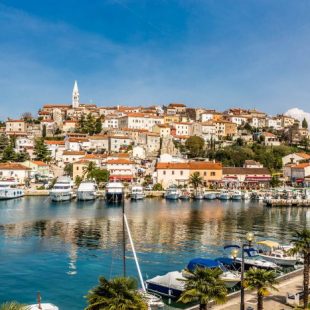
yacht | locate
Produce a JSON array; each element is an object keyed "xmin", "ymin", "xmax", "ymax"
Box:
[
  {"xmin": 219, "ymin": 189, "xmax": 231, "ymax": 200},
  {"xmin": 77, "ymin": 180, "xmax": 99, "ymax": 201},
  {"xmin": 165, "ymin": 185, "xmax": 180, "ymax": 200},
  {"xmin": 130, "ymin": 185, "xmax": 145, "ymax": 200},
  {"xmin": 257, "ymin": 240, "xmax": 297, "ymax": 267},
  {"xmin": 242, "ymin": 191, "xmax": 250, "ymax": 200},
  {"xmin": 204, "ymin": 192, "xmax": 217, "ymax": 200},
  {"xmin": 231, "ymin": 190, "xmax": 242, "ymax": 201},
  {"xmin": 105, "ymin": 181, "xmax": 124, "ymax": 203},
  {"xmin": 179, "ymin": 190, "xmax": 191, "ymax": 200},
  {"xmin": 49, "ymin": 176, "xmax": 74, "ymax": 202},
  {"xmin": 0, "ymin": 180, "xmax": 24, "ymax": 200}
]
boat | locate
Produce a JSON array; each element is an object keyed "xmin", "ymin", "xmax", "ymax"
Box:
[
  {"xmin": 77, "ymin": 180, "xmax": 99, "ymax": 201},
  {"xmin": 241, "ymin": 191, "xmax": 250, "ymax": 200},
  {"xmin": 28, "ymin": 304, "xmax": 59, "ymax": 310},
  {"xmin": 193, "ymin": 191, "xmax": 204, "ymax": 200},
  {"xmin": 179, "ymin": 190, "xmax": 191, "ymax": 200},
  {"xmin": 130, "ymin": 185, "xmax": 145, "ymax": 200},
  {"xmin": 223, "ymin": 245, "xmax": 278, "ymax": 270},
  {"xmin": 257, "ymin": 240, "xmax": 297, "ymax": 267},
  {"xmin": 231, "ymin": 190, "xmax": 242, "ymax": 201},
  {"xmin": 184, "ymin": 258, "xmax": 240, "ymax": 289},
  {"xmin": 105, "ymin": 181, "xmax": 124, "ymax": 203},
  {"xmin": 219, "ymin": 190, "xmax": 231, "ymax": 200},
  {"xmin": 204, "ymin": 192, "xmax": 217, "ymax": 200},
  {"xmin": 164, "ymin": 185, "xmax": 180, "ymax": 200},
  {"xmin": 0, "ymin": 179, "xmax": 24, "ymax": 200},
  {"xmin": 49, "ymin": 176, "xmax": 74, "ymax": 202}
]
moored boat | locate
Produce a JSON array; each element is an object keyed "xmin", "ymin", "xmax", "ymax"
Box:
[
  {"xmin": 105, "ymin": 181, "xmax": 124, "ymax": 203},
  {"xmin": 204, "ymin": 192, "xmax": 217, "ymax": 200},
  {"xmin": 49, "ymin": 176, "xmax": 74, "ymax": 202},
  {"xmin": 219, "ymin": 190, "xmax": 231, "ymax": 200},
  {"xmin": 231, "ymin": 190, "xmax": 242, "ymax": 201},
  {"xmin": 0, "ymin": 179, "xmax": 24, "ymax": 200},
  {"xmin": 165, "ymin": 185, "xmax": 180, "ymax": 200},
  {"xmin": 130, "ymin": 185, "xmax": 145, "ymax": 200},
  {"xmin": 179, "ymin": 190, "xmax": 191, "ymax": 200},
  {"xmin": 77, "ymin": 180, "xmax": 98, "ymax": 201}
]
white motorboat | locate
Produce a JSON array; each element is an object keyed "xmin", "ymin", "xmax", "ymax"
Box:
[
  {"xmin": 77, "ymin": 180, "xmax": 99, "ymax": 201},
  {"xmin": 105, "ymin": 181, "xmax": 124, "ymax": 203},
  {"xmin": 28, "ymin": 304, "xmax": 59, "ymax": 310},
  {"xmin": 219, "ymin": 190, "xmax": 231, "ymax": 200},
  {"xmin": 131, "ymin": 185, "xmax": 145, "ymax": 200},
  {"xmin": 204, "ymin": 192, "xmax": 217, "ymax": 200},
  {"xmin": 165, "ymin": 185, "xmax": 180, "ymax": 200},
  {"xmin": 0, "ymin": 180, "xmax": 24, "ymax": 200},
  {"xmin": 241, "ymin": 191, "xmax": 250, "ymax": 200},
  {"xmin": 257, "ymin": 240, "xmax": 297, "ymax": 267},
  {"xmin": 231, "ymin": 190, "xmax": 242, "ymax": 201},
  {"xmin": 49, "ymin": 176, "xmax": 74, "ymax": 202},
  {"xmin": 193, "ymin": 191, "xmax": 204, "ymax": 200}
]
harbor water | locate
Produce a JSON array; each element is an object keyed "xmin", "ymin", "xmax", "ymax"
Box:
[{"xmin": 0, "ymin": 197, "xmax": 309, "ymax": 309}]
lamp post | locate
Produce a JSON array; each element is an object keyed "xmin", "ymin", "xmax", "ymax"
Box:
[{"xmin": 240, "ymin": 232, "xmax": 254, "ymax": 310}]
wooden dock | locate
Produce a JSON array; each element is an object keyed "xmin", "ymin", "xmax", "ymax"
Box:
[{"xmin": 265, "ymin": 199, "xmax": 310, "ymax": 207}]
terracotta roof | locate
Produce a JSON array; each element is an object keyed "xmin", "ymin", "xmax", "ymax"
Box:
[
  {"xmin": 223, "ymin": 167, "xmax": 270, "ymax": 175},
  {"xmin": 0, "ymin": 163, "xmax": 31, "ymax": 170},
  {"xmin": 63, "ymin": 151, "xmax": 85, "ymax": 156},
  {"xmin": 31, "ymin": 161, "xmax": 49, "ymax": 167},
  {"xmin": 107, "ymin": 159, "xmax": 134, "ymax": 164},
  {"xmin": 83, "ymin": 154, "xmax": 107, "ymax": 159},
  {"xmin": 43, "ymin": 104, "xmax": 71, "ymax": 108},
  {"xmin": 68, "ymin": 137, "xmax": 89, "ymax": 142},
  {"xmin": 88, "ymin": 135, "xmax": 109, "ymax": 140},
  {"xmin": 44, "ymin": 140, "xmax": 65, "ymax": 145},
  {"xmin": 74, "ymin": 159, "xmax": 90, "ymax": 164},
  {"xmin": 168, "ymin": 103, "xmax": 186, "ymax": 108},
  {"xmin": 6, "ymin": 119, "xmax": 24, "ymax": 123},
  {"xmin": 156, "ymin": 162, "xmax": 222, "ymax": 170},
  {"xmin": 109, "ymin": 153, "xmax": 129, "ymax": 158},
  {"xmin": 292, "ymin": 163, "xmax": 310, "ymax": 169},
  {"xmin": 295, "ymin": 153, "xmax": 310, "ymax": 159}
]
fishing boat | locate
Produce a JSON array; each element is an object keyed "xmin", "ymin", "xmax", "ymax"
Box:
[
  {"xmin": 257, "ymin": 240, "xmax": 297, "ymax": 267},
  {"xmin": 231, "ymin": 190, "xmax": 242, "ymax": 201},
  {"xmin": 219, "ymin": 189, "xmax": 231, "ymax": 200},
  {"xmin": 105, "ymin": 181, "xmax": 124, "ymax": 203},
  {"xmin": 77, "ymin": 180, "xmax": 99, "ymax": 201},
  {"xmin": 130, "ymin": 185, "xmax": 145, "ymax": 200},
  {"xmin": 164, "ymin": 185, "xmax": 180, "ymax": 200},
  {"xmin": 0, "ymin": 179, "xmax": 24, "ymax": 200},
  {"xmin": 49, "ymin": 176, "xmax": 74, "ymax": 202},
  {"xmin": 204, "ymin": 192, "xmax": 217, "ymax": 200}
]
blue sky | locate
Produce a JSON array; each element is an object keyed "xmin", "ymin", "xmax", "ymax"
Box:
[{"xmin": 0, "ymin": 0, "xmax": 310, "ymax": 118}]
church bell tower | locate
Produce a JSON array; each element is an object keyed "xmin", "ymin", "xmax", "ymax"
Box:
[{"xmin": 72, "ymin": 80, "xmax": 80, "ymax": 108}]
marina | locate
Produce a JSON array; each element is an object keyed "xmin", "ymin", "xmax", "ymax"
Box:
[{"xmin": 0, "ymin": 196, "xmax": 309, "ymax": 309}]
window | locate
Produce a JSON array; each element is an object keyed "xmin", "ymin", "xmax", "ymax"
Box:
[
  {"xmin": 211, "ymin": 172, "xmax": 216, "ymax": 176},
  {"xmin": 172, "ymin": 171, "xmax": 174, "ymax": 175},
  {"xmin": 204, "ymin": 172, "xmax": 207, "ymax": 176},
  {"xmin": 180, "ymin": 171, "xmax": 183, "ymax": 176},
  {"xmin": 163, "ymin": 171, "xmax": 166, "ymax": 175}
]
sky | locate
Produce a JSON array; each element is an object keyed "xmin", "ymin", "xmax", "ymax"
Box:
[{"xmin": 1, "ymin": 0, "xmax": 310, "ymax": 118}]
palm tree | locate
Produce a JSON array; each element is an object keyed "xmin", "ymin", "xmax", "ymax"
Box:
[
  {"xmin": 83, "ymin": 161, "xmax": 97, "ymax": 180},
  {"xmin": 0, "ymin": 302, "xmax": 28, "ymax": 310},
  {"xmin": 244, "ymin": 268, "xmax": 278, "ymax": 310},
  {"xmin": 85, "ymin": 276, "xmax": 148, "ymax": 310},
  {"xmin": 288, "ymin": 229, "xmax": 310, "ymax": 309},
  {"xmin": 178, "ymin": 267, "xmax": 227, "ymax": 310},
  {"xmin": 189, "ymin": 172, "xmax": 203, "ymax": 194}
]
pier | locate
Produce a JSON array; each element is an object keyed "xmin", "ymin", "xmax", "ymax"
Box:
[{"xmin": 265, "ymin": 199, "xmax": 310, "ymax": 207}]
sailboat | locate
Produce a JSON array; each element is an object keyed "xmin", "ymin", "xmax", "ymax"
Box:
[{"xmin": 123, "ymin": 214, "xmax": 165, "ymax": 309}]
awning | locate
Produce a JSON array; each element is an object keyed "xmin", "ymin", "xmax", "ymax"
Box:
[{"xmin": 257, "ymin": 240, "xmax": 279, "ymax": 248}]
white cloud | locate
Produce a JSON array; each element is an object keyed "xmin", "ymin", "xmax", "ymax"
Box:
[{"xmin": 285, "ymin": 108, "xmax": 310, "ymax": 126}]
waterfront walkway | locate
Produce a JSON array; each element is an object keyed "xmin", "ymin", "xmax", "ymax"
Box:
[{"xmin": 212, "ymin": 272, "xmax": 303, "ymax": 310}]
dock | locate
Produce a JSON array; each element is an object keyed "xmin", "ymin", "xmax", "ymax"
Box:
[{"xmin": 265, "ymin": 199, "xmax": 310, "ymax": 207}]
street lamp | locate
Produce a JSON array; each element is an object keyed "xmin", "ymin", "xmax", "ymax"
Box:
[{"xmin": 240, "ymin": 232, "xmax": 254, "ymax": 310}]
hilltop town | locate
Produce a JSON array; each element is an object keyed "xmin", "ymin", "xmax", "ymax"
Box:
[{"xmin": 1, "ymin": 81, "xmax": 310, "ymax": 190}]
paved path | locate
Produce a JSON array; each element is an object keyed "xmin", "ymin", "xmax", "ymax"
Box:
[{"xmin": 212, "ymin": 274, "xmax": 304, "ymax": 310}]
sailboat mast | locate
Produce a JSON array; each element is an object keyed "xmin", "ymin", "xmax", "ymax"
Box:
[
  {"xmin": 122, "ymin": 193, "xmax": 126, "ymax": 277},
  {"xmin": 123, "ymin": 214, "xmax": 146, "ymax": 292}
]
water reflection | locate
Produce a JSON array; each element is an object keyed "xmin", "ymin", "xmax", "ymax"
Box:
[{"xmin": 0, "ymin": 197, "xmax": 309, "ymax": 309}]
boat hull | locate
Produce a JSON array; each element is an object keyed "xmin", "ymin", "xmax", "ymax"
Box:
[
  {"xmin": 0, "ymin": 189, "xmax": 24, "ymax": 200},
  {"xmin": 259, "ymin": 254, "xmax": 297, "ymax": 267},
  {"xmin": 231, "ymin": 195, "xmax": 242, "ymax": 201},
  {"xmin": 165, "ymin": 194, "xmax": 179, "ymax": 200},
  {"xmin": 77, "ymin": 191, "xmax": 97, "ymax": 201},
  {"xmin": 145, "ymin": 282, "xmax": 183, "ymax": 299},
  {"xmin": 50, "ymin": 192, "xmax": 72, "ymax": 202},
  {"xmin": 131, "ymin": 193, "xmax": 145, "ymax": 200},
  {"xmin": 106, "ymin": 192, "xmax": 123, "ymax": 203},
  {"xmin": 204, "ymin": 194, "xmax": 216, "ymax": 200}
]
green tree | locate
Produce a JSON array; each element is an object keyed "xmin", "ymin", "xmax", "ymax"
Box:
[
  {"xmin": 89, "ymin": 168, "xmax": 109, "ymax": 185},
  {"xmin": 288, "ymin": 229, "xmax": 310, "ymax": 309},
  {"xmin": 15, "ymin": 151, "xmax": 30, "ymax": 162},
  {"xmin": 94, "ymin": 118, "xmax": 102, "ymax": 134},
  {"xmin": 75, "ymin": 175, "xmax": 83, "ymax": 187},
  {"xmin": 85, "ymin": 276, "xmax": 148, "ymax": 310},
  {"xmin": 244, "ymin": 268, "xmax": 278, "ymax": 310},
  {"xmin": 1, "ymin": 144, "xmax": 17, "ymax": 162},
  {"xmin": 33, "ymin": 138, "xmax": 51, "ymax": 162},
  {"xmin": 152, "ymin": 183, "xmax": 163, "ymax": 191},
  {"xmin": 86, "ymin": 113, "xmax": 96, "ymax": 135},
  {"xmin": 42, "ymin": 124, "xmax": 47, "ymax": 138},
  {"xmin": 77, "ymin": 114, "xmax": 86, "ymax": 133},
  {"xmin": 178, "ymin": 267, "xmax": 227, "ymax": 310},
  {"xmin": 302, "ymin": 118, "xmax": 308, "ymax": 129},
  {"xmin": 185, "ymin": 136, "xmax": 205, "ymax": 158},
  {"xmin": 64, "ymin": 163, "xmax": 73, "ymax": 177},
  {"xmin": 0, "ymin": 134, "xmax": 9, "ymax": 155},
  {"xmin": 270, "ymin": 175, "xmax": 281, "ymax": 188},
  {"xmin": 189, "ymin": 172, "xmax": 203, "ymax": 193},
  {"xmin": 0, "ymin": 302, "xmax": 28, "ymax": 310},
  {"xmin": 83, "ymin": 162, "xmax": 97, "ymax": 179}
]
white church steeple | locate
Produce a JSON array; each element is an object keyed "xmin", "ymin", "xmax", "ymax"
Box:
[{"xmin": 72, "ymin": 80, "xmax": 80, "ymax": 108}]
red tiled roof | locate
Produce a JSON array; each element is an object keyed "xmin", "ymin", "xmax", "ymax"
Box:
[
  {"xmin": 44, "ymin": 140, "xmax": 65, "ymax": 145},
  {"xmin": 63, "ymin": 151, "xmax": 85, "ymax": 156},
  {"xmin": 31, "ymin": 160, "xmax": 49, "ymax": 167},
  {"xmin": 156, "ymin": 162, "xmax": 222, "ymax": 170},
  {"xmin": 0, "ymin": 163, "xmax": 31, "ymax": 170},
  {"xmin": 107, "ymin": 159, "xmax": 134, "ymax": 165}
]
